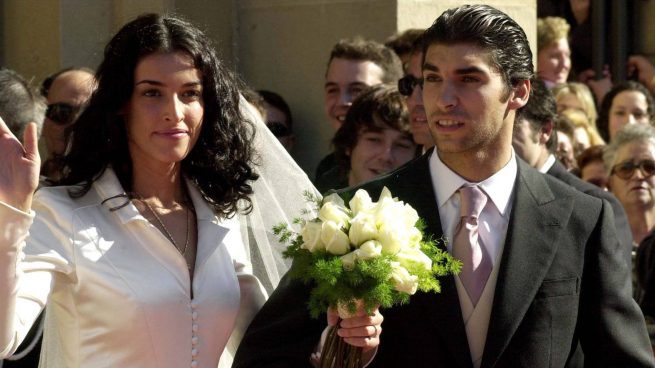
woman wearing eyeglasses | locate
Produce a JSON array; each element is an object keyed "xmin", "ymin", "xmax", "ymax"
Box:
[
  {"xmin": 605, "ymin": 124, "xmax": 655, "ymax": 351},
  {"xmin": 0, "ymin": 13, "xmax": 323, "ymax": 368},
  {"xmin": 604, "ymin": 123, "xmax": 655, "ymax": 245},
  {"xmin": 609, "ymin": 126, "xmax": 655, "ymax": 350}
]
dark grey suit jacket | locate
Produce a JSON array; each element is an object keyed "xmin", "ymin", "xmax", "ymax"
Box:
[
  {"xmin": 547, "ymin": 160, "xmax": 634, "ymax": 267},
  {"xmin": 234, "ymin": 152, "xmax": 654, "ymax": 368}
]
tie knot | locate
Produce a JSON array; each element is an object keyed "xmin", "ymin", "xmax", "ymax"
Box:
[{"xmin": 459, "ymin": 185, "xmax": 487, "ymax": 219}]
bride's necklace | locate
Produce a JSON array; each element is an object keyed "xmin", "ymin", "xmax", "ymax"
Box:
[{"xmin": 140, "ymin": 199, "xmax": 190, "ymax": 256}]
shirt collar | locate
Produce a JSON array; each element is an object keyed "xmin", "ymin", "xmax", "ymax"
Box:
[
  {"xmin": 93, "ymin": 167, "xmax": 220, "ymax": 225},
  {"xmin": 430, "ymin": 149, "xmax": 517, "ymax": 216},
  {"xmin": 539, "ymin": 154, "xmax": 556, "ymax": 173}
]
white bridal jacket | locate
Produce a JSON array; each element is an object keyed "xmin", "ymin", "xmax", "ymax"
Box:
[{"xmin": 0, "ymin": 168, "xmax": 268, "ymax": 368}]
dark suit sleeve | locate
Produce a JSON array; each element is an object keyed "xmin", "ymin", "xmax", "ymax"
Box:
[
  {"xmin": 233, "ymin": 267, "xmax": 326, "ymax": 368},
  {"xmin": 638, "ymin": 232, "xmax": 655, "ymax": 318},
  {"xmin": 579, "ymin": 199, "xmax": 655, "ymax": 367}
]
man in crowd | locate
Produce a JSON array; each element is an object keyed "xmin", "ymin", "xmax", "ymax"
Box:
[
  {"xmin": 316, "ymin": 38, "xmax": 402, "ymax": 180},
  {"xmin": 398, "ymin": 35, "xmax": 434, "ymax": 152},
  {"xmin": 40, "ymin": 67, "xmax": 95, "ymax": 178},
  {"xmin": 315, "ymin": 84, "xmax": 417, "ymax": 193}
]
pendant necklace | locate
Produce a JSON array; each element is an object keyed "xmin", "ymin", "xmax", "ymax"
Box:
[{"xmin": 141, "ymin": 199, "xmax": 190, "ymax": 257}]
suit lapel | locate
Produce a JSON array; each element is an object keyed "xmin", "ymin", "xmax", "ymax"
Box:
[
  {"xmin": 481, "ymin": 160, "xmax": 574, "ymax": 367},
  {"xmin": 382, "ymin": 153, "xmax": 473, "ymax": 368}
]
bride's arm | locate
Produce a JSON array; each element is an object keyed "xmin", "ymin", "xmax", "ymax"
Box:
[
  {"xmin": 0, "ymin": 202, "xmax": 47, "ymax": 357},
  {"xmin": 0, "ymin": 117, "xmax": 45, "ymax": 357}
]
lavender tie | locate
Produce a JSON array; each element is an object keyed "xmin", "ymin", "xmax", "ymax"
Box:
[{"xmin": 453, "ymin": 185, "xmax": 492, "ymax": 306}]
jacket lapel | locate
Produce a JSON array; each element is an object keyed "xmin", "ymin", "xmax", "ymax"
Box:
[
  {"xmin": 480, "ymin": 160, "xmax": 574, "ymax": 367},
  {"xmin": 383, "ymin": 153, "xmax": 473, "ymax": 368}
]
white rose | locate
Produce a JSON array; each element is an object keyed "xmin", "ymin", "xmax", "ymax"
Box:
[
  {"xmin": 319, "ymin": 202, "xmax": 351, "ymax": 230},
  {"xmin": 301, "ymin": 221, "xmax": 325, "ymax": 252},
  {"xmin": 321, "ymin": 221, "xmax": 351, "ymax": 255},
  {"xmin": 341, "ymin": 251, "xmax": 358, "ymax": 270},
  {"xmin": 390, "ymin": 262, "xmax": 418, "ymax": 294},
  {"xmin": 401, "ymin": 204, "xmax": 420, "ymax": 229},
  {"xmin": 379, "ymin": 187, "xmax": 394, "ymax": 202},
  {"xmin": 349, "ymin": 213, "xmax": 378, "ymax": 246},
  {"xmin": 356, "ymin": 240, "xmax": 382, "ymax": 260},
  {"xmin": 374, "ymin": 195, "xmax": 405, "ymax": 228},
  {"xmin": 377, "ymin": 222, "xmax": 410, "ymax": 255},
  {"xmin": 402, "ymin": 227, "xmax": 423, "ymax": 250},
  {"xmin": 349, "ymin": 189, "xmax": 373, "ymax": 216},
  {"xmin": 323, "ymin": 192, "xmax": 346, "ymax": 207},
  {"xmin": 396, "ymin": 247, "xmax": 432, "ymax": 272}
]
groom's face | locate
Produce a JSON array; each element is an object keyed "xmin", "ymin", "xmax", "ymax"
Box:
[{"xmin": 421, "ymin": 43, "xmax": 519, "ymax": 158}]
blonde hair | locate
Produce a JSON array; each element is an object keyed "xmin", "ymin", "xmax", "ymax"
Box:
[
  {"xmin": 553, "ymin": 82, "xmax": 598, "ymax": 124},
  {"xmin": 560, "ymin": 108, "xmax": 605, "ymax": 146},
  {"xmin": 537, "ymin": 17, "xmax": 570, "ymax": 50}
]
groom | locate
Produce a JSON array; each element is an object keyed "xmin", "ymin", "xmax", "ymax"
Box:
[{"xmin": 233, "ymin": 5, "xmax": 654, "ymax": 367}]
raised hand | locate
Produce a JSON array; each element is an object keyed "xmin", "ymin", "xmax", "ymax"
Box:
[
  {"xmin": 578, "ymin": 67, "xmax": 613, "ymax": 106},
  {"xmin": 0, "ymin": 117, "xmax": 40, "ymax": 212},
  {"xmin": 627, "ymin": 55, "xmax": 655, "ymax": 95}
]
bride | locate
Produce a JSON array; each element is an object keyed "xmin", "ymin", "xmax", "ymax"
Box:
[{"xmin": 0, "ymin": 13, "xmax": 316, "ymax": 367}]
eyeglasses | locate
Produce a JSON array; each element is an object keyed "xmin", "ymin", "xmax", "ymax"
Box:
[
  {"xmin": 266, "ymin": 121, "xmax": 292, "ymax": 137},
  {"xmin": 45, "ymin": 103, "xmax": 81, "ymax": 125},
  {"xmin": 610, "ymin": 159, "xmax": 655, "ymax": 180},
  {"xmin": 398, "ymin": 75, "xmax": 423, "ymax": 96}
]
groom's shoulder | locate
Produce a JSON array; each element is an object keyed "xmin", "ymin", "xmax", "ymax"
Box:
[
  {"xmin": 519, "ymin": 160, "xmax": 604, "ymax": 215},
  {"xmin": 336, "ymin": 153, "xmax": 430, "ymax": 201}
]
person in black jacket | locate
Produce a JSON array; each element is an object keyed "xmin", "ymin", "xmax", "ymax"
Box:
[
  {"xmin": 512, "ymin": 78, "xmax": 633, "ymax": 266},
  {"xmin": 234, "ymin": 5, "xmax": 653, "ymax": 367}
]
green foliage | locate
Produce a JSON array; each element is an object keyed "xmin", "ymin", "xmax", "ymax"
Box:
[
  {"xmin": 280, "ymin": 233, "xmax": 460, "ymax": 318},
  {"xmin": 277, "ymin": 191, "xmax": 461, "ymax": 319}
]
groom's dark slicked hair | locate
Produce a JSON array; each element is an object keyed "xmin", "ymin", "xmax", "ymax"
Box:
[{"xmin": 421, "ymin": 4, "xmax": 534, "ymax": 93}]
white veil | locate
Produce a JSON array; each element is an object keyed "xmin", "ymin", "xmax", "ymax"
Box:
[
  {"xmin": 238, "ymin": 96, "xmax": 320, "ymax": 294},
  {"xmin": 218, "ymin": 96, "xmax": 320, "ymax": 368},
  {"xmin": 220, "ymin": 98, "xmax": 321, "ymax": 367}
]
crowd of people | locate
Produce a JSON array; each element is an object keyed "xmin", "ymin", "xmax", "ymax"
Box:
[{"xmin": 2, "ymin": 2, "xmax": 655, "ymax": 367}]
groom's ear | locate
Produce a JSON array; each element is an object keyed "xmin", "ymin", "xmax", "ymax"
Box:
[{"xmin": 508, "ymin": 79, "xmax": 530, "ymax": 110}]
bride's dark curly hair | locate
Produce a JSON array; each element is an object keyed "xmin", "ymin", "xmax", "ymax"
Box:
[{"xmin": 58, "ymin": 13, "xmax": 258, "ymax": 217}]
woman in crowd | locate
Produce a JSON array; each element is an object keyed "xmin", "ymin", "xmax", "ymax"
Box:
[
  {"xmin": 552, "ymin": 82, "xmax": 602, "ymax": 138},
  {"xmin": 0, "ymin": 13, "xmax": 339, "ymax": 367},
  {"xmin": 536, "ymin": 16, "xmax": 572, "ymax": 88},
  {"xmin": 559, "ymin": 107, "xmax": 604, "ymax": 157},
  {"xmin": 315, "ymin": 84, "xmax": 418, "ymax": 193},
  {"xmin": 604, "ymin": 124, "xmax": 655, "ymax": 245},
  {"xmin": 577, "ymin": 145, "xmax": 609, "ymax": 189},
  {"xmin": 620, "ymin": 125, "xmax": 655, "ymax": 346},
  {"xmin": 597, "ymin": 81, "xmax": 655, "ymax": 142}
]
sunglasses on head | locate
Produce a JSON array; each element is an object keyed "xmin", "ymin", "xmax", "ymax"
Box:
[
  {"xmin": 610, "ymin": 159, "xmax": 655, "ymax": 180},
  {"xmin": 266, "ymin": 121, "xmax": 292, "ymax": 137},
  {"xmin": 398, "ymin": 75, "xmax": 423, "ymax": 96},
  {"xmin": 45, "ymin": 103, "xmax": 81, "ymax": 125}
]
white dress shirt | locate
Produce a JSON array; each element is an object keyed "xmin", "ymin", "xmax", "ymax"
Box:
[
  {"xmin": 429, "ymin": 150, "xmax": 517, "ymax": 367},
  {"xmin": 0, "ymin": 168, "xmax": 268, "ymax": 368},
  {"xmin": 539, "ymin": 154, "xmax": 557, "ymax": 173}
]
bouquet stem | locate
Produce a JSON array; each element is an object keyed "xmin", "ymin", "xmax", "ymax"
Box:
[{"xmin": 319, "ymin": 318, "xmax": 363, "ymax": 368}]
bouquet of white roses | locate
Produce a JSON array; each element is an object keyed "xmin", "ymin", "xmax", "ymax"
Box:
[{"xmin": 274, "ymin": 186, "xmax": 460, "ymax": 368}]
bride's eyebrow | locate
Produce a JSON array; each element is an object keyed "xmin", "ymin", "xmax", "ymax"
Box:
[
  {"xmin": 134, "ymin": 80, "xmax": 202, "ymax": 87},
  {"xmin": 135, "ymin": 80, "xmax": 163, "ymax": 86}
]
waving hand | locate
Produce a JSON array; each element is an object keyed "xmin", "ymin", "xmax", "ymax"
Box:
[{"xmin": 0, "ymin": 117, "xmax": 40, "ymax": 212}]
